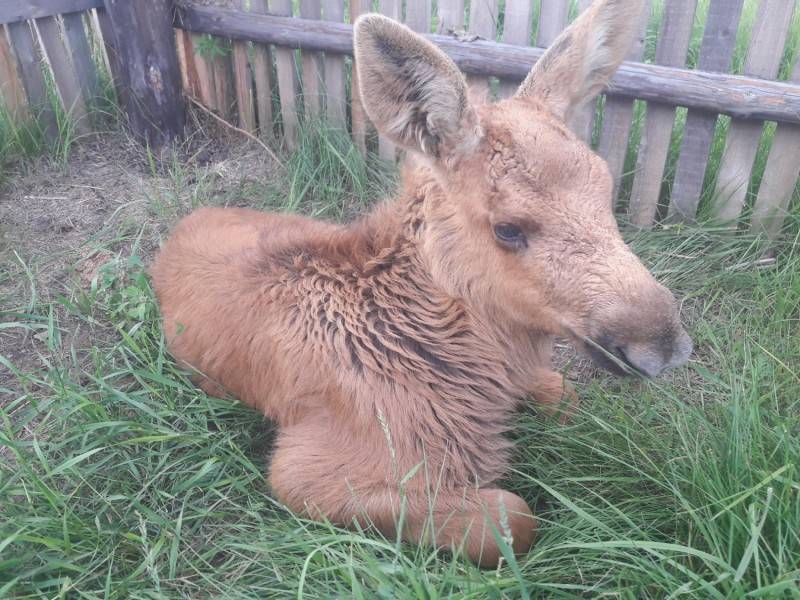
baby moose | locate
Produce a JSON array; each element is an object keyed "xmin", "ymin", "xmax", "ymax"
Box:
[{"xmin": 152, "ymin": 0, "xmax": 691, "ymax": 568}]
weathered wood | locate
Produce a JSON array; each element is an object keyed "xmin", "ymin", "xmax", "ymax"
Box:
[
  {"xmin": 750, "ymin": 57, "xmax": 800, "ymax": 239},
  {"xmin": 405, "ymin": 0, "xmax": 431, "ymax": 34},
  {"xmin": 35, "ymin": 16, "xmax": 90, "ymax": 134},
  {"xmin": 628, "ymin": 0, "xmax": 698, "ymax": 227},
  {"xmin": 94, "ymin": 6, "xmax": 125, "ymax": 93},
  {"xmin": 537, "ymin": 0, "xmax": 568, "ymax": 46},
  {"xmin": 0, "ymin": 0, "xmax": 103, "ymax": 27},
  {"xmin": 377, "ymin": 0, "xmax": 400, "ymax": 161},
  {"xmin": 248, "ymin": 0, "xmax": 274, "ymax": 137},
  {"xmin": 713, "ymin": 2, "xmax": 796, "ymax": 224},
  {"xmin": 176, "ymin": 29, "xmax": 195, "ymax": 97},
  {"xmin": 321, "ymin": 0, "xmax": 345, "ymax": 128},
  {"xmin": 568, "ymin": 0, "xmax": 595, "ymax": 142},
  {"xmin": 269, "ymin": 0, "xmax": 299, "ymax": 149},
  {"xmin": 62, "ymin": 12, "xmax": 99, "ymax": 104},
  {"xmin": 668, "ymin": 0, "xmax": 744, "ymax": 222},
  {"xmin": 6, "ymin": 20, "xmax": 58, "ymax": 141},
  {"xmin": 101, "ymin": 0, "xmax": 185, "ymax": 148},
  {"xmin": 300, "ymin": 0, "xmax": 322, "ymax": 117},
  {"xmin": 232, "ymin": 40, "xmax": 255, "ymax": 131},
  {"xmin": 231, "ymin": 2, "xmax": 255, "ymax": 132},
  {"xmin": 0, "ymin": 27, "xmax": 29, "ymax": 117},
  {"xmin": 350, "ymin": 0, "xmax": 370, "ymax": 154},
  {"xmin": 174, "ymin": 7, "xmax": 800, "ymax": 126},
  {"xmin": 437, "ymin": 0, "xmax": 464, "ymax": 34},
  {"xmin": 596, "ymin": 0, "xmax": 650, "ymax": 203},
  {"xmin": 498, "ymin": 0, "xmax": 533, "ymax": 98},
  {"xmin": 188, "ymin": 33, "xmax": 217, "ymax": 109},
  {"xmin": 212, "ymin": 39, "xmax": 235, "ymax": 121},
  {"xmin": 466, "ymin": 0, "xmax": 498, "ymax": 99}
]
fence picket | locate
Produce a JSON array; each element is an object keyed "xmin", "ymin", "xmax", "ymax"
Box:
[
  {"xmin": 0, "ymin": 27, "xmax": 28, "ymax": 117},
  {"xmin": 628, "ymin": 0, "xmax": 697, "ymax": 227},
  {"xmin": 712, "ymin": 2, "xmax": 796, "ymax": 224},
  {"xmin": 377, "ymin": 0, "xmax": 400, "ymax": 161},
  {"xmin": 35, "ymin": 16, "xmax": 90, "ymax": 134},
  {"xmin": 437, "ymin": 0, "xmax": 464, "ymax": 34},
  {"xmin": 6, "ymin": 20, "xmax": 58, "ymax": 141},
  {"xmin": 249, "ymin": 0, "xmax": 273, "ymax": 138},
  {"xmin": 211, "ymin": 40, "xmax": 235, "ymax": 121},
  {"xmin": 232, "ymin": 1, "xmax": 255, "ymax": 132},
  {"xmin": 498, "ymin": 0, "xmax": 533, "ymax": 98},
  {"xmin": 300, "ymin": 0, "xmax": 322, "ymax": 118},
  {"xmin": 750, "ymin": 56, "xmax": 800, "ymax": 239},
  {"xmin": 596, "ymin": 0, "xmax": 650, "ymax": 203},
  {"xmin": 668, "ymin": 0, "xmax": 744, "ymax": 221},
  {"xmin": 405, "ymin": 0, "xmax": 431, "ymax": 34},
  {"xmin": 322, "ymin": 0, "xmax": 345, "ymax": 127},
  {"xmin": 271, "ymin": 0, "xmax": 299, "ymax": 149},
  {"xmin": 465, "ymin": 0, "xmax": 498, "ymax": 99},
  {"xmin": 177, "ymin": 30, "xmax": 199, "ymax": 100},
  {"xmin": 569, "ymin": 0, "xmax": 594, "ymax": 142},
  {"xmin": 350, "ymin": 0, "xmax": 370, "ymax": 154},
  {"xmin": 62, "ymin": 12, "xmax": 98, "ymax": 105},
  {"xmin": 190, "ymin": 34, "xmax": 217, "ymax": 110}
]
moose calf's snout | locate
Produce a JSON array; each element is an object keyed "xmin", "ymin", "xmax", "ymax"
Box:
[
  {"xmin": 620, "ymin": 326, "xmax": 693, "ymax": 378},
  {"xmin": 593, "ymin": 287, "xmax": 693, "ymax": 378}
]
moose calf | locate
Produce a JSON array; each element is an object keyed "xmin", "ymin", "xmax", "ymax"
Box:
[{"xmin": 152, "ymin": 0, "xmax": 692, "ymax": 567}]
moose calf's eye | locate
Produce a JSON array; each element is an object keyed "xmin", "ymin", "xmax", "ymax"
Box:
[{"xmin": 493, "ymin": 222, "xmax": 527, "ymax": 250}]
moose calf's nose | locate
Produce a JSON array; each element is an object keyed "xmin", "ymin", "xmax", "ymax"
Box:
[{"xmin": 623, "ymin": 327, "xmax": 693, "ymax": 378}]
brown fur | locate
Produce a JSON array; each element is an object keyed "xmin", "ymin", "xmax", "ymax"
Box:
[{"xmin": 151, "ymin": 0, "xmax": 691, "ymax": 568}]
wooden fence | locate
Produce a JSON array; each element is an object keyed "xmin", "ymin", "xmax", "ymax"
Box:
[{"xmin": 1, "ymin": 1, "xmax": 799, "ymax": 238}]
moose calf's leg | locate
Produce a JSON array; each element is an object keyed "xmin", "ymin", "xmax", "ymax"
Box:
[
  {"xmin": 529, "ymin": 370, "xmax": 579, "ymax": 423},
  {"xmin": 268, "ymin": 415, "xmax": 537, "ymax": 567}
]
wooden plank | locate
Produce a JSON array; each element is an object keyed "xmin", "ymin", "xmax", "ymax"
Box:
[
  {"xmin": 0, "ymin": 27, "xmax": 29, "ymax": 118},
  {"xmin": 596, "ymin": 0, "xmax": 650, "ymax": 203},
  {"xmin": 1, "ymin": 0, "xmax": 103, "ymax": 27},
  {"xmin": 712, "ymin": 2, "xmax": 797, "ymax": 224},
  {"xmin": 35, "ymin": 16, "xmax": 90, "ymax": 134},
  {"xmin": 300, "ymin": 0, "xmax": 322, "ymax": 118},
  {"xmin": 62, "ymin": 12, "xmax": 99, "ymax": 104},
  {"xmin": 668, "ymin": 0, "xmax": 744, "ymax": 222},
  {"xmin": 249, "ymin": 0, "xmax": 273, "ymax": 137},
  {"xmin": 349, "ymin": 0, "xmax": 370, "ymax": 154},
  {"xmin": 100, "ymin": 0, "xmax": 185, "ymax": 148},
  {"xmin": 750, "ymin": 57, "xmax": 800, "ymax": 239},
  {"xmin": 270, "ymin": 0, "xmax": 299, "ymax": 149},
  {"xmin": 437, "ymin": 0, "xmax": 464, "ymax": 34},
  {"xmin": 465, "ymin": 0, "xmax": 499, "ymax": 99},
  {"xmin": 568, "ymin": 0, "xmax": 595, "ymax": 142},
  {"xmin": 321, "ymin": 0, "xmax": 345, "ymax": 127},
  {"xmin": 212, "ymin": 39, "xmax": 235, "ymax": 122},
  {"xmin": 175, "ymin": 7, "xmax": 800, "ymax": 126},
  {"xmin": 498, "ymin": 0, "xmax": 533, "ymax": 98},
  {"xmin": 176, "ymin": 29, "xmax": 195, "ymax": 97},
  {"xmin": 189, "ymin": 34, "xmax": 217, "ymax": 109},
  {"xmin": 536, "ymin": 0, "xmax": 569, "ymax": 46},
  {"xmin": 405, "ymin": 0, "xmax": 431, "ymax": 34},
  {"xmin": 93, "ymin": 6, "xmax": 123, "ymax": 94},
  {"xmin": 6, "ymin": 20, "xmax": 58, "ymax": 141},
  {"xmin": 628, "ymin": 0, "xmax": 698, "ymax": 227},
  {"xmin": 231, "ymin": 1, "xmax": 255, "ymax": 132},
  {"xmin": 377, "ymin": 0, "xmax": 400, "ymax": 161},
  {"xmin": 232, "ymin": 39, "xmax": 255, "ymax": 130}
]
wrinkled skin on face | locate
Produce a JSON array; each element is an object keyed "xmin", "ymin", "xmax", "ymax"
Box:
[{"xmin": 419, "ymin": 98, "xmax": 691, "ymax": 377}]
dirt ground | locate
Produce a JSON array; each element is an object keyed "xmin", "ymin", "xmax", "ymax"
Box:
[{"xmin": 0, "ymin": 120, "xmax": 277, "ymax": 397}]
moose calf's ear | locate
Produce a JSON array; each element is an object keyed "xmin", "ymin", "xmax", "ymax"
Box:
[
  {"xmin": 516, "ymin": 0, "xmax": 645, "ymax": 121},
  {"xmin": 353, "ymin": 14, "xmax": 480, "ymax": 159}
]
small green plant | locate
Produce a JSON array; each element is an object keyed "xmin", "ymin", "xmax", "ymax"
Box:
[{"xmin": 194, "ymin": 34, "xmax": 230, "ymax": 61}]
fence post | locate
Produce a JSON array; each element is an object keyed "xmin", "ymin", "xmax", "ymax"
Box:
[{"xmin": 101, "ymin": 0, "xmax": 184, "ymax": 148}]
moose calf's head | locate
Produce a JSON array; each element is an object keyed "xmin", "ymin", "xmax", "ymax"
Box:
[{"xmin": 354, "ymin": 0, "xmax": 692, "ymax": 378}]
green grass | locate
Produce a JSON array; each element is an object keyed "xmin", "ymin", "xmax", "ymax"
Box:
[{"xmin": 2, "ymin": 115, "xmax": 800, "ymax": 597}]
